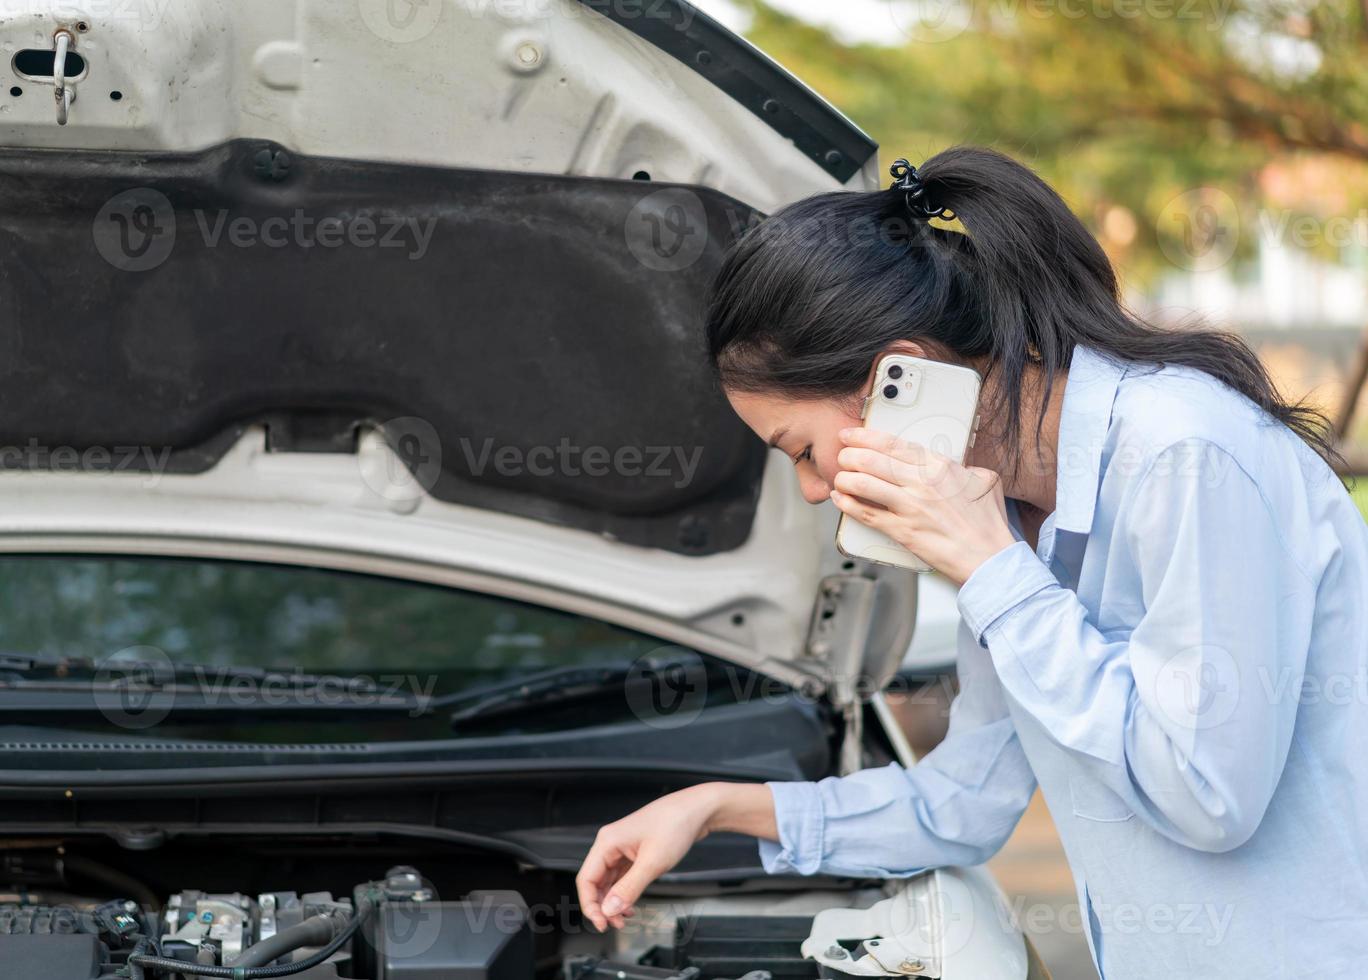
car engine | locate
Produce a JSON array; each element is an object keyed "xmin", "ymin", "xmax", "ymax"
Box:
[{"xmin": 0, "ymin": 864, "xmax": 815, "ymax": 980}]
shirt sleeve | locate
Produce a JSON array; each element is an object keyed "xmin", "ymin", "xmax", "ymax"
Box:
[
  {"xmin": 956, "ymin": 437, "xmax": 1317, "ymax": 852},
  {"xmin": 758, "ymin": 615, "xmax": 1037, "ymax": 877}
]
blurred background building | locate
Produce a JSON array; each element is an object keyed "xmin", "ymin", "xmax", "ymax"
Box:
[{"xmin": 691, "ymin": 3, "xmax": 1368, "ymax": 974}]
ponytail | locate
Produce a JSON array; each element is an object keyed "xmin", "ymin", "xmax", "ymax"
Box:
[{"xmin": 707, "ymin": 146, "xmax": 1342, "ymax": 473}]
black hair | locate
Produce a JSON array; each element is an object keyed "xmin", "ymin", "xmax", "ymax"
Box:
[{"xmin": 705, "ymin": 145, "xmax": 1342, "ymax": 476}]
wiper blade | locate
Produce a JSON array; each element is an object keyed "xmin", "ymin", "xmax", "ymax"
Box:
[
  {"xmin": 442, "ymin": 651, "xmax": 704, "ymax": 728},
  {"xmin": 0, "ymin": 651, "xmax": 379, "ymax": 695}
]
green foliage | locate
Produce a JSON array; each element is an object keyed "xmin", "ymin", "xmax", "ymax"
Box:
[
  {"xmin": 738, "ymin": 0, "xmax": 1368, "ymax": 283},
  {"xmin": 1350, "ymin": 476, "xmax": 1368, "ymax": 520}
]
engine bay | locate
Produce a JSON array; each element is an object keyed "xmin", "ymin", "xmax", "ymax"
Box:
[{"xmin": 0, "ymin": 845, "xmax": 827, "ymax": 980}]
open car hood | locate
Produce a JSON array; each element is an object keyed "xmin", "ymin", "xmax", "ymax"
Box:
[{"xmin": 0, "ymin": 0, "xmax": 913, "ymax": 692}]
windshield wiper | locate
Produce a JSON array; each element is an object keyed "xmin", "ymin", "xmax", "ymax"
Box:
[
  {"xmin": 0, "ymin": 651, "xmax": 381, "ymax": 694},
  {"xmin": 441, "ymin": 651, "xmax": 705, "ymax": 728}
]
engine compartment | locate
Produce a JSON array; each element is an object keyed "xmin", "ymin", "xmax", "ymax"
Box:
[{"xmin": 0, "ymin": 842, "xmax": 827, "ymax": 980}]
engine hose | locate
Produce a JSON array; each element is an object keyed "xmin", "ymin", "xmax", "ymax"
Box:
[
  {"xmin": 57, "ymin": 853, "xmax": 162, "ymax": 912},
  {"xmin": 127, "ymin": 892, "xmax": 377, "ymax": 980},
  {"xmin": 226, "ymin": 912, "xmax": 345, "ymax": 969}
]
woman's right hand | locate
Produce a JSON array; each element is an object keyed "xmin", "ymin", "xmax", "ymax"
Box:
[{"xmin": 575, "ymin": 782, "xmax": 778, "ymax": 931}]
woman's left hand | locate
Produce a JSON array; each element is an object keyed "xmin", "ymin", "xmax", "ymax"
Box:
[{"xmin": 831, "ymin": 427, "xmax": 1018, "ymax": 587}]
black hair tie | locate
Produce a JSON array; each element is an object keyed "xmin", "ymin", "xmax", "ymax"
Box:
[{"xmin": 889, "ymin": 158, "xmax": 955, "ymax": 221}]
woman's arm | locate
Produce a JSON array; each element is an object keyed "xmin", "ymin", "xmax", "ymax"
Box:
[
  {"xmin": 576, "ymin": 621, "xmax": 1037, "ymax": 930},
  {"xmin": 575, "ymin": 781, "xmax": 777, "ymax": 931},
  {"xmin": 955, "ymin": 438, "xmax": 1316, "ymax": 851}
]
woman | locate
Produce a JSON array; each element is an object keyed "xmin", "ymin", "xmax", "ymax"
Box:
[{"xmin": 576, "ymin": 148, "xmax": 1368, "ymax": 977}]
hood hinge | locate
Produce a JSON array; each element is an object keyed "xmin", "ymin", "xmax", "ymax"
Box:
[{"xmin": 805, "ymin": 574, "xmax": 880, "ymax": 775}]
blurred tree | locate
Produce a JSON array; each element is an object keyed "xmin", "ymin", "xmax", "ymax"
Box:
[
  {"xmin": 735, "ymin": 0, "xmax": 1368, "ymax": 281},
  {"xmin": 731, "ymin": 0, "xmax": 1368, "ymax": 457}
]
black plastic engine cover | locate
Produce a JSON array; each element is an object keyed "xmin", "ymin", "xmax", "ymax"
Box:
[
  {"xmin": 365, "ymin": 890, "xmax": 533, "ymax": 980},
  {"xmin": 0, "ymin": 933, "xmax": 105, "ymax": 980}
]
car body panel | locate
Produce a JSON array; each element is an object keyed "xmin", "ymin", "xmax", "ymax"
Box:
[{"xmin": 0, "ymin": 3, "xmax": 1028, "ymax": 975}]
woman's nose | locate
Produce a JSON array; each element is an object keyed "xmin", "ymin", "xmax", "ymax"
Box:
[{"xmin": 799, "ymin": 472, "xmax": 832, "ymax": 505}]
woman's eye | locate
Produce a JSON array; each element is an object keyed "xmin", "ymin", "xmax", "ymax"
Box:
[{"xmin": 792, "ymin": 446, "xmax": 812, "ymax": 465}]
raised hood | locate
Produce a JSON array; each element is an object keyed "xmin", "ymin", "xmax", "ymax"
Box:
[{"xmin": 0, "ymin": 0, "xmax": 912, "ymax": 693}]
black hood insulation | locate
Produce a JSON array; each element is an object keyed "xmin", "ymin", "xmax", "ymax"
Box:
[{"xmin": 0, "ymin": 141, "xmax": 768, "ymax": 554}]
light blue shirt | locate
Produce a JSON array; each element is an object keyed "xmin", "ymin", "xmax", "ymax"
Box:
[{"xmin": 760, "ymin": 344, "xmax": 1368, "ymax": 978}]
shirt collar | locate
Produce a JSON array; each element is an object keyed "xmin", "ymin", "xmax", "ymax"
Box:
[{"xmin": 1052, "ymin": 344, "xmax": 1126, "ymax": 534}]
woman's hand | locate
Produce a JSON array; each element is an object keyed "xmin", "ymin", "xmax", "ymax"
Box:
[
  {"xmin": 831, "ymin": 427, "xmax": 1017, "ymax": 586},
  {"xmin": 576, "ymin": 782, "xmax": 777, "ymax": 932}
]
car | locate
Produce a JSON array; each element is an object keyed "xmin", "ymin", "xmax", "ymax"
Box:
[{"xmin": 0, "ymin": 2, "xmax": 1042, "ymax": 978}]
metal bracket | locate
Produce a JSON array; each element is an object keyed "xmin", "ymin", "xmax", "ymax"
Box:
[
  {"xmin": 52, "ymin": 30, "xmax": 76, "ymax": 126},
  {"xmin": 806, "ymin": 574, "xmax": 879, "ymax": 775}
]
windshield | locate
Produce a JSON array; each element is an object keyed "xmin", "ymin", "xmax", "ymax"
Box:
[
  {"xmin": 0, "ymin": 556, "xmax": 814, "ymax": 770},
  {"xmin": 0, "ymin": 554, "xmax": 669, "ymax": 683},
  {"xmin": 0, "ymin": 554, "xmax": 777, "ymax": 746}
]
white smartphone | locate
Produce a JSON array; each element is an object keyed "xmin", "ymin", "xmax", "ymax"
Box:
[{"xmin": 834, "ymin": 353, "xmax": 983, "ymax": 572}]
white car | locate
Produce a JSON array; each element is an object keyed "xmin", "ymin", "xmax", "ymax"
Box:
[{"xmin": 0, "ymin": 2, "xmax": 1040, "ymax": 978}]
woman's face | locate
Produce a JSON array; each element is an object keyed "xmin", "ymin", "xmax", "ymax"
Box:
[
  {"xmin": 725, "ymin": 388, "xmax": 863, "ymax": 505},
  {"xmin": 723, "ymin": 341, "xmax": 942, "ymax": 506}
]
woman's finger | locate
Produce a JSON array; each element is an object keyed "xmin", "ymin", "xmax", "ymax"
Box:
[
  {"xmin": 832, "ymin": 469, "xmax": 910, "ymax": 513},
  {"xmin": 838, "ymin": 428, "xmax": 937, "ymax": 464},
  {"xmin": 575, "ymin": 835, "xmax": 626, "ymax": 932},
  {"xmin": 835, "ymin": 446, "xmax": 902, "ymax": 483},
  {"xmin": 830, "ymin": 489, "xmax": 897, "ymax": 531}
]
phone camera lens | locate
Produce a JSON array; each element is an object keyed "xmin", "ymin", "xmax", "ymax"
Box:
[
  {"xmin": 887, "ymin": 365, "xmax": 904, "ymax": 379},
  {"xmin": 882, "ymin": 384, "xmax": 899, "ymax": 399}
]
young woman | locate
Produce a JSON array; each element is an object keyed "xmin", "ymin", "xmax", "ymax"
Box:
[{"xmin": 575, "ymin": 148, "xmax": 1368, "ymax": 977}]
